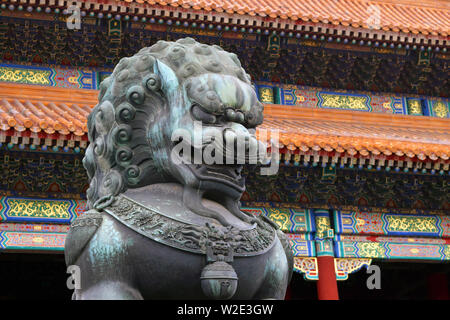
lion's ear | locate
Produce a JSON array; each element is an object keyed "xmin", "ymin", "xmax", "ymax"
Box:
[{"xmin": 154, "ymin": 59, "xmax": 179, "ymax": 95}]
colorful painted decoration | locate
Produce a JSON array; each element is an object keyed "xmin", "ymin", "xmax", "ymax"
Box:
[
  {"xmin": 334, "ymin": 258, "xmax": 372, "ymax": 280},
  {"xmin": 255, "ymin": 82, "xmax": 449, "ymax": 118},
  {"xmin": 293, "ymin": 257, "xmax": 318, "ymax": 280},
  {"xmin": 334, "ymin": 211, "xmax": 450, "ymax": 238},
  {"xmin": 407, "ymin": 98, "xmax": 423, "ymax": 115},
  {"xmin": 318, "ymin": 92, "xmax": 370, "ymax": 111},
  {"xmin": 258, "ymin": 86, "xmax": 274, "ymax": 104},
  {"xmin": 286, "ymin": 233, "xmax": 316, "ymax": 257},
  {"xmin": 0, "ymin": 65, "xmax": 52, "ymax": 85},
  {"xmin": 314, "ymin": 210, "xmax": 332, "ymax": 240},
  {"xmin": 0, "ymin": 63, "xmax": 447, "ymax": 118},
  {"xmin": 242, "ymin": 207, "xmax": 315, "ymax": 234},
  {"xmin": 294, "ymin": 257, "xmax": 373, "ymax": 281},
  {"xmin": 0, "ymin": 231, "xmax": 65, "ymax": 250},
  {"xmin": 0, "ymin": 197, "xmax": 86, "ymax": 223},
  {"xmin": 0, "ymin": 63, "xmax": 98, "ymax": 89},
  {"xmin": 430, "ymin": 100, "xmax": 449, "ymax": 118},
  {"xmin": 0, "ymin": 222, "xmax": 69, "ymax": 233},
  {"xmin": 267, "ymin": 33, "xmax": 280, "ymax": 57}
]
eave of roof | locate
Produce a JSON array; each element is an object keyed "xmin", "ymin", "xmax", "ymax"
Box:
[
  {"xmin": 0, "ymin": 83, "xmax": 449, "ymax": 162},
  {"xmin": 0, "ymin": 84, "xmax": 96, "ymax": 135},
  {"xmin": 122, "ymin": 0, "xmax": 450, "ymax": 36},
  {"xmin": 260, "ymin": 104, "xmax": 450, "ymax": 161}
]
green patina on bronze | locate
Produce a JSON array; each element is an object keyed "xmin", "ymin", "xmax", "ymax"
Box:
[{"xmin": 65, "ymin": 38, "xmax": 292, "ymax": 300}]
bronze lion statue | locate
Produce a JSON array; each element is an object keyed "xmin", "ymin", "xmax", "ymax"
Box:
[{"xmin": 64, "ymin": 38, "xmax": 293, "ymax": 300}]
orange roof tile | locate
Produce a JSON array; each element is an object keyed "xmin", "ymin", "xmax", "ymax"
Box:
[
  {"xmin": 123, "ymin": 0, "xmax": 450, "ymax": 36},
  {"xmin": 0, "ymin": 84, "xmax": 95, "ymax": 136},
  {"xmin": 260, "ymin": 104, "xmax": 450, "ymax": 161},
  {"xmin": 0, "ymin": 84, "xmax": 449, "ymax": 161}
]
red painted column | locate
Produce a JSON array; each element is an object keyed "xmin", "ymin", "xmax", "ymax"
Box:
[{"xmin": 316, "ymin": 256, "xmax": 339, "ymax": 300}]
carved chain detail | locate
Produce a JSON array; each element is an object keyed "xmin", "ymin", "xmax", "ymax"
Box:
[{"xmin": 103, "ymin": 195, "xmax": 276, "ymax": 257}]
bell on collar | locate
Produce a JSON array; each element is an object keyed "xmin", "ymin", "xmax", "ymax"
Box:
[{"xmin": 200, "ymin": 261, "xmax": 238, "ymax": 300}]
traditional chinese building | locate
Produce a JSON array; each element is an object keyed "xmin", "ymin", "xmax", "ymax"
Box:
[{"xmin": 0, "ymin": 0, "xmax": 448, "ymax": 299}]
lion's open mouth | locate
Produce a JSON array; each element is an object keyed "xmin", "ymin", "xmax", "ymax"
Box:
[
  {"xmin": 170, "ymin": 143, "xmax": 246, "ymax": 192},
  {"xmin": 197, "ymin": 163, "xmax": 243, "ymax": 183},
  {"xmin": 170, "ymin": 121, "xmax": 268, "ymax": 193},
  {"xmin": 186, "ymin": 162, "xmax": 245, "ymax": 192}
]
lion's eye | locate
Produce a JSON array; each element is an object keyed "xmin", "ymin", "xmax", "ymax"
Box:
[{"xmin": 191, "ymin": 103, "xmax": 216, "ymax": 124}]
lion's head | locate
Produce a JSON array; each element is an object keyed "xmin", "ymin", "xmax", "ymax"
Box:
[{"xmin": 83, "ymin": 38, "xmax": 265, "ymax": 217}]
